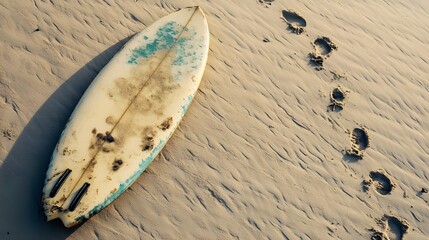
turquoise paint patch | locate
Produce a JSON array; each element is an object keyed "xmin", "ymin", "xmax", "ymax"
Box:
[
  {"xmin": 171, "ymin": 32, "xmax": 206, "ymax": 81},
  {"xmin": 130, "ymin": 21, "xmax": 206, "ymax": 83},
  {"xmin": 128, "ymin": 21, "xmax": 179, "ymax": 64},
  {"xmin": 172, "ymin": 31, "xmax": 199, "ymax": 67},
  {"xmin": 75, "ymin": 139, "xmax": 166, "ymax": 223},
  {"xmin": 180, "ymin": 95, "xmax": 194, "ymax": 117}
]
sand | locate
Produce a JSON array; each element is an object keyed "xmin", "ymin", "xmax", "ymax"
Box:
[{"xmin": 1, "ymin": 0, "xmax": 428, "ymax": 239}]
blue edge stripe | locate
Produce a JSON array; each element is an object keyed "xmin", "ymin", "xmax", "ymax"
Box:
[{"xmin": 75, "ymin": 94, "xmax": 194, "ymax": 223}]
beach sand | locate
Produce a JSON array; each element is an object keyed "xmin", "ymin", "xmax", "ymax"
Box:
[{"xmin": 1, "ymin": 0, "xmax": 428, "ymax": 239}]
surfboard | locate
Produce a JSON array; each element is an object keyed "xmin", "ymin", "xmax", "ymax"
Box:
[{"xmin": 42, "ymin": 6, "xmax": 209, "ymax": 227}]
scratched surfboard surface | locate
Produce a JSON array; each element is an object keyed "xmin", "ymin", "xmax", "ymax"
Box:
[{"xmin": 42, "ymin": 6, "xmax": 209, "ymax": 227}]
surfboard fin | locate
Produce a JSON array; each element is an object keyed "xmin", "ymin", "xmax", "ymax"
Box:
[
  {"xmin": 69, "ymin": 182, "xmax": 91, "ymax": 211},
  {"xmin": 49, "ymin": 168, "xmax": 72, "ymax": 198}
]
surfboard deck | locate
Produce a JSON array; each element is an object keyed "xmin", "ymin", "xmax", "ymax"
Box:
[{"xmin": 42, "ymin": 6, "xmax": 209, "ymax": 227}]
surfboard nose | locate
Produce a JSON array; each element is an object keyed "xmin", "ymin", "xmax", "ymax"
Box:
[
  {"xmin": 197, "ymin": 6, "xmax": 206, "ymax": 17},
  {"xmin": 184, "ymin": 6, "xmax": 205, "ymax": 16},
  {"xmin": 194, "ymin": 6, "xmax": 204, "ymax": 14}
]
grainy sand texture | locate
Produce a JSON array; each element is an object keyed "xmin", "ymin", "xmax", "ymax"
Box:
[{"xmin": 1, "ymin": 0, "xmax": 429, "ymax": 239}]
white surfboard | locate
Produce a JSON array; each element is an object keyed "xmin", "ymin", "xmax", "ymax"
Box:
[{"xmin": 42, "ymin": 6, "xmax": 209, "ymax": 227}]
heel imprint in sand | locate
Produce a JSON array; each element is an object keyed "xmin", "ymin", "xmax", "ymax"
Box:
[
  {"xmin": 328, "ymin": 86, "xmax": 349, "ymax": 112},
  {"xmin": 282, "ymin": 9, "xmax": 307, "ymax": 35},
  {"xmin": 369, "ymin": 215, "xmax": 410, "ymax": 240},
  {"xmin": 362, "ymin": 169, "xmax": 396, "ymax": 195},
  {"xmin": 346, "ymin": 127, "xmax": 370, "ymax": 159}
]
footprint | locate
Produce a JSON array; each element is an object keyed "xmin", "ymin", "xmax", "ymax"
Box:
[
  {"xmin": 385, "ymin": 215, "xmax": 410, "ymax": 240},
  {"xmin": 281, "ymin": 9, "xmax": 307, "ymax": 35},
  {"xmin": 369, "ymin": 170, "xmax": 396, "ymax": 195},
  {"xmin": 346, "ymin": 127, "xmax": 370, "ymax": 159},
  {"xmin": 308, "ymin": 37, "xmax": 337, "ymax": 70},
  {"xmin": 313, "ymin": 36, "xmax": 337, "ymax": 57},
  {"xmin": 350, "ymin": 128, "xmax": 370, "ymax": 151},
  {"xmin": 308, "ymin": 52, "xmax": 324, "ymax": 70},
  {"xmin": 370, "ymin": 215, "xmax": 410, "ymax": 240},
  {"xmin": 362, "ymin": 169, "xmax": 396, "ymax": 195},
  {"xmin": 328, "ymin": 86, "xmax": 349, "ymax": 112}
]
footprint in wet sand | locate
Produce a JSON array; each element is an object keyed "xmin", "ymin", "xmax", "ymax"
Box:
[
  {"xmin": 345, "ymin": 127, "xmax": 370, "ymax": 159},
  {"xmin": 362, "ymin": 169, "xmax": 396, "ymax": 195},
  {"xmin": 328, "ymin": 86, "xmax": 349, "ymax": 112},
  {"xmin": 281, "ymin": 9, "xmax": 307, "ymax": 35},
  {"xmin": 308, "ymin": 36, "xmax": 338, "ymax": 70},
  {"xmin": 370, "ymin": 215, "xmax": 410, "ymax": 240}
]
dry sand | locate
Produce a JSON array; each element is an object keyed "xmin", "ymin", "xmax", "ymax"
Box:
[{"xmin": 1, "ymin": 0, "xmax": 428, "ymax": 239}]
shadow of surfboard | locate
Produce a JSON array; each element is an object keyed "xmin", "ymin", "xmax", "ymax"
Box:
[{"xmin": 0, "ymin": 36, "xmax": 132, "ymax": 239}]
